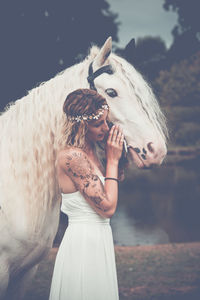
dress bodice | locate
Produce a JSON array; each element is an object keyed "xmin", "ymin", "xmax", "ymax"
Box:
[{"xmin": 61, "ymin": 176, "xmax": 110, "ymax": 225}]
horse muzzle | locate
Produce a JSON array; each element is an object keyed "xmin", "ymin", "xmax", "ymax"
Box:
[{"xmin": 127, "ymin": 143, "xmax": 167, "ymax": 169}]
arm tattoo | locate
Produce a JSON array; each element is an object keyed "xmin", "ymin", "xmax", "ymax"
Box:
[{"xmin": 65, "ymin": 150, "xmax": 107, "ymax": 212}]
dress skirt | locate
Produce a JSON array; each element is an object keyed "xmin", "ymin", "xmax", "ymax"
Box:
[
  {"xmin": 49, "ymin": 221, "xmax": 119, "ymax": 300},
  {"xmin": 49, "ymin": 176, "xmax": 119, "ymax": 300}
]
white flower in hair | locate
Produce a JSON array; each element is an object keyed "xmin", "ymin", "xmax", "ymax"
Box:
[
  {"xmin": 76, "ymin": 116, "xmax": 82, "ymax": 122},
  {"xmin": 68, "ymin": 104, "xmax": 109, "ymax": 122}
]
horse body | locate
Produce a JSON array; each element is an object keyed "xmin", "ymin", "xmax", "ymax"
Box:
[{"xmin": 0, "ymin": 37, "xmax": 168, "ymax": 299}]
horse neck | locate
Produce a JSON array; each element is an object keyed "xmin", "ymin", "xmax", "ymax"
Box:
[{"xmin": 0, "ymin": 58, "xmax": 91, "ymax": 232}]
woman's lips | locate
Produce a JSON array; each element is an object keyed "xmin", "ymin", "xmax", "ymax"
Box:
[{"xmin": 98, "ymin": 134, "xmax": 104, "ymax": 140}]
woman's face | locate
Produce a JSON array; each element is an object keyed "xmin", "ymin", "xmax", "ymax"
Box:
[{"xmin": 86, "ymin": 109, "xmax": 110, "ymax": 142}]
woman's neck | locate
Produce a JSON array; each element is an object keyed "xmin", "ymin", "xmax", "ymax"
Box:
[{"xmin": 84, "ymin": 138, "xmax": 96, "ymax": 156}]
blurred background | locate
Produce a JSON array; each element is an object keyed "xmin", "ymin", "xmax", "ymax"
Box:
[{"xmin": 1, "ymin": 0, "xmax": 200, "ymax": 247}]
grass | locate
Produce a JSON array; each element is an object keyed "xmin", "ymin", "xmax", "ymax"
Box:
[{"xmin": 25, "ymin": 242, "xmax": 200, "ymax": 300}]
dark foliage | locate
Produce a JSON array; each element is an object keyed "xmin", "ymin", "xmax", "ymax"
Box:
[
  {"xmin": 0, "ymin": 0, "xmax": 119, "ymax": 111},
  {"xmin": 163, "ymin": 0, "xmax": 200, "ymax": 64},
  {"xmin": 116, "ymin": 36, "xmax": 168, "ymax": 82}
]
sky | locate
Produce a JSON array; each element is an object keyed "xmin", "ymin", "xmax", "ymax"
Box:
[{"xmin": 107, "ymin": 0, "xmax": 178, "ymax": 48}]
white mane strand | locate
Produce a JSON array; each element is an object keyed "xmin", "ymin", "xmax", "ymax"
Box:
[
  {"xmin": 0, "ymin": 57, "xmax": 91, "ymax": 231},
  {"xmin": 108, "ymin": 54, "xmax": 168, "ymax": 142}
]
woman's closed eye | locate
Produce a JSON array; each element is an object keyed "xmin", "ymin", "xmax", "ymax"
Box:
[
  {"xmin": 94, "ymin": 120, "xmax": 109, "ymax": 128},
  {"xmin": 94, "ymin": 123, "xmax": 101, "ymax": 128}
]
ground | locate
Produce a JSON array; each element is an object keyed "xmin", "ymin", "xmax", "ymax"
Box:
[{"xmin": 25, "ymin": 242, "xmax": 200, "ymax": 300}]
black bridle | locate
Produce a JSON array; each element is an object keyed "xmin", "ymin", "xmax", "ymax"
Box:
[{"xmin": 87, "ymin": 61, "xmax": 113, "ymax": 91}]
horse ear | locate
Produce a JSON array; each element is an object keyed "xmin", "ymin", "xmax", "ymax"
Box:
[{"xmin": 93, "ymin": 36, "xmax": 112, "ymax": 69}]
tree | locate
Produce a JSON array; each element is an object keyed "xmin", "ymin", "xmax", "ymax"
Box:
[
  {"xmin": 136, "ymin": 37, "xmax": 167, "ymax": 63},
  {"xmin": 0, "ymin": 0, "xmax": 119, "ymax": 111},
  {"xmin": 164, "ymin": 0, "xmax": 200, "ymax": 38},
  {"xmin": 134, "ymin": 37, "xmax": 167, "ymax": 81},
  {"xmin": 116, "ymin": 36, "xmax": 167, "ymax": 81},
  {"xmin": 154, "ymin": 52, "xmax": 200, "ymax": 107},
  {"xmin": 163, "ymin": 0, "xmax": 200, "ymax": 63},
  {"xmin": 154, "ymin": 52, "xmax": 200, "ymax": 146}
]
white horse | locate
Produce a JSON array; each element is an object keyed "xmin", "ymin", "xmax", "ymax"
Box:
[{"xmin": 0, "ymin": 37, "xmax": 168, "ymax": 299}]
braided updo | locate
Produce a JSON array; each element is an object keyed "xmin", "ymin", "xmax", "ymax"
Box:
[
  {"xmin": 63, "ymin": 89, "xmax": 108, "ymax": 148},
  {"xmin": 63, "ymin": 89, "xmax": 107, "ymax": 119}
]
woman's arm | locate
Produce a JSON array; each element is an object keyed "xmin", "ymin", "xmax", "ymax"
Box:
[
  {"xmin": 60, "ymin": 148, "xmax": 116, "ymax": 218},
  {"xmin": 104, "ymin": 124, "xmax": 124, "ymax": 216},
  {"xmin": 60, "ymin": 125, "xmax": 124, "ymax": 218}
]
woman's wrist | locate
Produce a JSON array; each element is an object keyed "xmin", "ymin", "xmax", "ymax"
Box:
[
  {"xmin": 106, "ymin": 159, "xmax": 119, "ymax": 180},
  {"xmin": 106, "ymin": 159, "xmax": 119, "ymax": 167},
  {"xmin": 105, "ymin": 177, "xmax": 119, "ymax": 183}
]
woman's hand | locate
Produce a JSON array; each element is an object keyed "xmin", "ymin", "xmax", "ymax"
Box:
[{"xmin": 106, "ymin": 125, "xmax": 124, "ymax": 164}]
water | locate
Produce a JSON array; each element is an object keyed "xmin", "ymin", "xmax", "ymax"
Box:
[
  {"xmin": 111, "ymin": 202, "xmax": 169, "ymax": 246},
  {"xmin": 54, "ymin": 155, "xmax": 200, "ymax": 246},
  {"xmin": 111, "ymin": 155, "xmax": 200, "ymax": 246}
]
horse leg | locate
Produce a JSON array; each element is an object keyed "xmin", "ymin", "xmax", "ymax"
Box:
[
  {"xmin": 0, "ymin": 260, "xmax": 9, "ymax": 300},
  {"xmin": 5, "ymin": 264, "xmax": 39, "ymax": 300}
]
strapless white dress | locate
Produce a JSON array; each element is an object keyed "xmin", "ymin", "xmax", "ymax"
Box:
[{"xmin": 49, "ymin": 176, "xmax": 119, "ymax": 300}]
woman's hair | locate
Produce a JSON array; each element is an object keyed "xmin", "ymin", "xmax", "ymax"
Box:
[
  {"xmin": 63, "ymin": 88, "xmax": 108, "ymax": 148},
  {"xmin": 62, "ymin": 88, "xmax": 129, "ymax": 181}
]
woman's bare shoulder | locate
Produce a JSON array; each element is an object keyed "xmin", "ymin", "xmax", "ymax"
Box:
[
  {"xmin": 57, "ymin": 146, "xmax": 87, "ymax": 165},
  {"xmin": 58, "ymin": 146, "xmax": 84, "ymax": 156}
]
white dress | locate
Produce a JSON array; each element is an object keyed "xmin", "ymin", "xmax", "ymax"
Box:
[{"xmin": 49, "ymin": 176, "xmax": 119, "ymax": 300}]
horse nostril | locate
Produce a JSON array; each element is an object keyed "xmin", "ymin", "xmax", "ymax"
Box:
[
  {"xmin": 142, "ymin": 148, "xmax": 147, "ymax": 154},
  {"xmin": 147, "ymin": 142, "xmax": 154, "ymax": 153},
  {"xmin": 141, "ymin": 154, "xmax": 146, "ymax": 160},
  {"xmin": 133, "ymin": 147, "xmax": 140, "ymax": 153}
]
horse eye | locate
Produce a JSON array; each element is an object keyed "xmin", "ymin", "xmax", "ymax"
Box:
[{"xmin": 105, "ymin": 88, "xmax": 118, "ymax": 98}]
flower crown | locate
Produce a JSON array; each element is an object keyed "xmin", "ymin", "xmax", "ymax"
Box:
[{"xmin": 68, "ymin": 104, "xmax": 109, "ymax": 122}]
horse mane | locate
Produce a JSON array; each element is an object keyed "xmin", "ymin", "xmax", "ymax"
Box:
[{"xmin": 0, "ymin": 51, "xmax": 93, "ymax": 231}]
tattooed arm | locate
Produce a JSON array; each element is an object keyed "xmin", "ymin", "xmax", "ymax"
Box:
[{"xmin": 60, "ymin": 147, "xmax": 117, "ymax": 218}]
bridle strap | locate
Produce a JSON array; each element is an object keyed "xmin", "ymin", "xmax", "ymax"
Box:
[{"xmin": 87, "ymin": 62, "xmax": 113, "ymax": 91}]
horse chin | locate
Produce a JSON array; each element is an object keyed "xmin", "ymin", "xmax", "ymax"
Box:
[{"xmin": 128, "ymin": 146, "xmax": 146, "ymax": 169}]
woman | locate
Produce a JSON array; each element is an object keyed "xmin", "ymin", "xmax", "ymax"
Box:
[{"xmin": 49, "ymin": 88, "xmax": 124, "ymax": 300}]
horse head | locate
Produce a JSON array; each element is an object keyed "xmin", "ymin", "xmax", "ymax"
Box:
[{"xmin": 87, "ymin": 37, "xmax": 168, "ymax": 168}]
